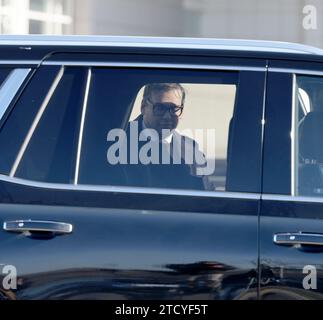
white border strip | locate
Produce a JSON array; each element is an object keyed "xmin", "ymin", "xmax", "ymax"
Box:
[
  {"xmin": 10, "ymin": 67, "xmax": 65, "ymax": 177},
  {"xmin": 74, "ymin": 68, "xmax": 92, "ymax": 185}
]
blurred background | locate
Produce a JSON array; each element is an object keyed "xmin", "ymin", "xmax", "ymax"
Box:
[{"xmin": 0, "ymin": 0, "xmax": 322, "ymax": 48}]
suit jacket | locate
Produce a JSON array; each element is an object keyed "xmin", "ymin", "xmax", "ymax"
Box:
[{"xmin": 120, "ymin": 115, "xmax": 207, "ymax": 190}]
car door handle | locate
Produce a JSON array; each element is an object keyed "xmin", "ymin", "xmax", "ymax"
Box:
[
  {"xmin": 273, "ymin": 232, "xmax": 323, "ymax": 246},
  {"xmin": 3, "ymin": 220, "xmax": 73, "ymax": 235}
]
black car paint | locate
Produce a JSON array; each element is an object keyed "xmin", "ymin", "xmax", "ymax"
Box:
[
  {"xmin": 0, "ymin": 47, "xmax": 263, "ymax": 300},
  {"xmin": 0, "ymin": 199, "xmax": 259, "ymax": 300},
  {"xmin": 259, "ymin": 59, "xmax": 323, "ymax": 299},
  {"xmin": 0, "ymin": 42, "xmax": 322, "ymax": 299}
]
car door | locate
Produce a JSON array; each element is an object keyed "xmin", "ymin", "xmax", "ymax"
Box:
[
  {"xmin": 0, "ymin": 52, "xmax": 265, "ymax": 300},
  {"xmin": 260, "ymin": 59, "xmax": 323, "ymax": 299}
]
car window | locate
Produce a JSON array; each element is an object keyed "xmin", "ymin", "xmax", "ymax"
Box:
[
  {"xmin": 127, "ymin": 83, "xmax": 236, "ymax": 191},
  {"xmin": 0, "ymin": 68, "xmax": 28, "ymax": 122},
  {"xmin": 0, "ymin": 68, "xmax": 12, "ymax": 87},
  {"xmin": 13, "ymin": 67, "xmax": 88, "ymax": 183},
  {"xmin": 0, "ymin": 65, "xmax": 263, "ymax": 194},
  {"xmin": 78, "ymin": 67, "xmax": 239, "ymax": 191},
  {"xmin": 0, "ymin": 66, "xmax": 60, "ymax": 175},
  {"xmin": 295, "ymin": 75, "xmax": 323, "ymax": 196}
]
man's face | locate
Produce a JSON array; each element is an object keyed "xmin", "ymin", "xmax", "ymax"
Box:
[{"xmin": 141, "ymin": 89, "xmax": 183, "ymax": 134}]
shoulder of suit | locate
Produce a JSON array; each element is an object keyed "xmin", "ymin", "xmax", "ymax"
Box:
[{"xmin": 174, "ymin": 131, "xmax": 199, "ymax": 146}]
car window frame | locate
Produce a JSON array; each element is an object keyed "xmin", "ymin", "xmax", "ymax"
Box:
[
  {"xmin": 263, "ymin": 59, "xmax": 323, "ymax": 203},
  {"xmin": 0, "ymin": 57, "xmax": 266, "ymax": 201}
]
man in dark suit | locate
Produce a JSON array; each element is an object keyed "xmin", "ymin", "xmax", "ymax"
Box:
[{"xmin": 122, "ymin": 83, "xmax": 208, "ymax": 190}]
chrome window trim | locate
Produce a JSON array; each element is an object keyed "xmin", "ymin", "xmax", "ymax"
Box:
[
  {"xmin": 0, "ymin": 174, "xmax": 260, "ymax": 200},
  {"xmin": 6, "ymin": 170, "xmax": 323, "ymax": 203},
  {"xmin": 0, "ymin": 60, "xmax": 40, "ymax": 65},
  {"xmin": 0, "ymin": 68, "xmax": 31, "ymax": 122},
  {"xmin": 74, "ymin": 68, "xmax": 92, "ymax": 185},
  {"xmin": 262, "ymin": 194, "xmax": 323, "ymax": 203},
  {"xmin": 10, "ymin": 67, "xmax": 65, "ymax": 177},
  {"xmin": 269, "ymin": 68, "xmax": 323, "ymax": 76},
  {"xmin": 291, "ymin": 74, "xmax": 297, "ymax": 196},
  {"xmin": 42, "ymin": 61, "xmax": 266, "ymax": 72},
  {"xmin": 260, "ymin": 61, "xmax": 268, "ymax": 164}
]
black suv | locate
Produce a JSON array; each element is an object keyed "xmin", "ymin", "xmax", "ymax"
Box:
[{"xmin": 1, "ymin": 36, "xmax": 323, "ymax": 300}]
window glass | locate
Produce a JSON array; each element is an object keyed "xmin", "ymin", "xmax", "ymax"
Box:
[
  {"xmin": 0, "ymin": 68, "xmax": 11, "ymax": 87},
  {"xmin": 29, "ymin": 20, "xmax": 45, "ymax": 34},
  {"xmin": 0, "ymin": 66, "xmax": 60, "ymax": 175},
  {"xmin": 295, "ymin": 75, "xmax": 323, "ymax": 196},
  {"xmin": 14, "ymin": 67, "xmax": 87, "ymax": 183},
  {"xmin": 0, "ymin": 68, "xmax": 15, "ymax": 121},
  {"xmin": 0, "ymin": 0, "xmax": 11, "ymax": 6},
  {"xmin": 30, "ymin": 0, "xmax": 46, "ymax": 11},
  {"xmin": 0, "ymin": 69, "xmax": 31, "ymax": 124},
  {"xmin": 79, "ymin": 68, "xmax": 239, "ymax": 191},
  {"xmin": 0, "ymin": 65, "xmax": 263, "ymax": 191}
]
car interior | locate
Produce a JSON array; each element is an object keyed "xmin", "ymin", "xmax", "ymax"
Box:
[{"xmin": 298, "ymin": 78, "xmax": 323, "ymax": 196}]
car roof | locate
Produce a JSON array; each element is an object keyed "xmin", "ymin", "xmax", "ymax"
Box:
[
  {"xmin": 1, "ymin": 35, "xmax": 323, "ymax": 64},
  {"xmin": 0, "ymin": 35, "xmax": 322, "ymax": 56}
]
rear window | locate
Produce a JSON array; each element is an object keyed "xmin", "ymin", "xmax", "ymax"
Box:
[{"xmin": 295, "ymin": 75, "xmax": 323, "ymax": 196}]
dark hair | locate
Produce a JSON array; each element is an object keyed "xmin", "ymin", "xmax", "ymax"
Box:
[{"xmin": 142, "ymin": 83, "xmax": 186, "ymax": 106}]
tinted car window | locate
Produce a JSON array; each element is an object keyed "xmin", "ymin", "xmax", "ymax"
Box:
[
  {"xmin": 0, "ymin": 68, "xmax": 12, "ymax": 86},
  {"xmin": 295, "ymin": 75, "xmax": 323, "ymax": 196},
  {"xmin": 0, "ymin": 66, "xmax": 60, "ymax": 175},
  {"xmin": 0, "ymin": 68, "xmax": 27, "ymax": 124},
  {"xmin": 13, "ymin": 67, "xmax": 88, "ymax": 183},
  {"xmin": 0, "ymin": 65, "xmax": 263, "ymax": 193},
  {"xmin": 78, "ymin": 68, "xmax": 239, "ymax": 191}
]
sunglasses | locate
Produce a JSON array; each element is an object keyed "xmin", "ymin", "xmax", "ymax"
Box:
[{"xmin": 146, "ymin": 99, "xmax": 184, "ymax": 117}]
